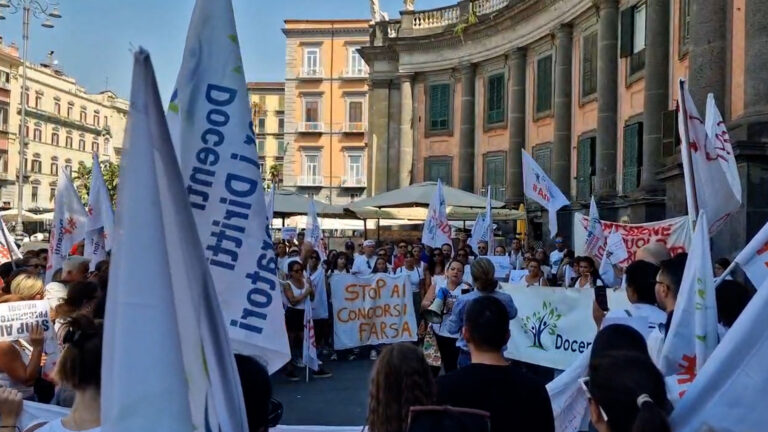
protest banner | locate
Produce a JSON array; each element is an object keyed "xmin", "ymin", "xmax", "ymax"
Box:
[
  {"xmin": 500, "ymin": 284, "xmax": 631, "ymax": 370},
  {"xmin": 508, "ymin": 269, "xmax": 528, "ymax": 283},
  {"xmin": 330, "ymin": 273, "xmax": 417, "ymax": 350},
  {"xmin": 487, "ymin": 256, "xmax": 513, "ymax": 280},
  {"xmin": 0, "ymin": 300, "xmax": 59, "ymax": 380},
  {"xmin": 573, "ymin": 213, "xmax": 691, "ymax": 264}
]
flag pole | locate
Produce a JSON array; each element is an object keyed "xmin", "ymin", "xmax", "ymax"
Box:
[
  {"xmin": 305, "ymin": 364, "xmax": 309, "ymax": 383},
  {"xmin": 678, "ymin": 79, "xmax": 700, "ymax": 231}
]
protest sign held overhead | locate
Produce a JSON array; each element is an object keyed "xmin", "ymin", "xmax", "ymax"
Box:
[
  {"xmin": 330, "ymin": 273, "xmax": 417, "ymax": 350},
  {"xmin": 166, "ymin": 0, "xmax": 290, "ymax": 372},
  {"xmin": 102, "ymin": 49, "xmax": 247, "ymax": 432},
  {"xmin": 522, "ymin": 150, "xmax": 569, "ymax": 238},
  {"xmin": 46, "ymin": 170, "xmax": 88, "ymax": 284},
  {"xmin": 421, "ymin": 179, "xmax": 452, "ymax": 248},
  {"xmin": 84, "ymin": 153, "xmax": 115, "ymax": 271}
]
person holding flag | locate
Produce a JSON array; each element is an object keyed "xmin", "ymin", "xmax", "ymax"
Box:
[{"xmin": 84, "ymin": 153, "xmax": 114, "ymax": 270}]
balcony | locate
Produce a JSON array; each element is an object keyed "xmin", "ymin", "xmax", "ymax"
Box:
[
  {"xmin": 340, "ymin": 68, "xmax": 368, "ymax": 79},
  {"xmin": 340, "ymin": 176, "xmax": 366, "ymax": 188},
  {"xmin": 298, "ymin": 122, "xmax": 324, "ymax": 133},
  {"xmin": 18, "ymin": 105, "xmax": 104, "ymax": 136},
  {"xmin": 297, "ymin": 175, "xmax": 324, "ymax": 187},
  {"xmin": 0, "ymin": 82, "xmax": 10, "ymax": 91},
  {"xmin": 298, "ymin": 68, "xmax": 324, "ymax": 80},
  {"xmin": 343, "ymin": 122, "xmax": 366, "ymax": 133}
]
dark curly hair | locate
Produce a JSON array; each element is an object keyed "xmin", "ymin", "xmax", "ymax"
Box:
[{"xmin": 367, "ymin": 343, "xmax": 434, "ymax": 432}]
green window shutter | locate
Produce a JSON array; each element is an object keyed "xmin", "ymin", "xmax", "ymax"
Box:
[
  {"xmin": 622, "ymin": 123, "xmax": 643, "ymax": 194},
  {"xmin": 620, "ymin": 7, "xmax": 635, "ymax": 58},
  {"xmin": 576, "ymin": 138, "xmax": 593, "ymax": 201},
  {"xmin": 484, "ymin": 155, "xmax": 505, "ymax": 200},
  {"xmin": 536, "ymin": 55, "xmax": 553, "ymax": 114},
  {"xmin": 429, "ymin": 84, "xmax": 451, "ymax": 131},
  {"xmin": 277, "ymin": 140, "xmax": 286, "ymax": 156},
  {"xmin": 486, "ymin": 74, "xmax": 505, "ymax": 125},
  {"xmin": 581, "ymin": 32, "xmax": 598, "ymax": 99},
  {"xmin": 427, "ymin": 158, "xmax": 452, "ymax": 185},
  {"xmin": 533, "ymin": 145, "xmax": 552, "ymax": 177}
]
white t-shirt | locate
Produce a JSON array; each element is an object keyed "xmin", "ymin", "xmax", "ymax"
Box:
[
  {"xmin": 509, "ymin": 251, "xmax": 525, "ymax": 270},
  {"xmin": 397, "ymin": 266, "xmax": 422, "ymax": 293},
  {"xmin": 549, "ymin": 249, "xmax": 565, "ymax": 275},
  {"xmin": 351, "ymin": 254, "xmax": 376, "ymax": 276},
  {"xmin": 283, "ymin": 279, "xmax": 308, "ymax": 309},
  {"xmin": 431, "ymin": 281, "xmax": 463, "ymax": 338},
  {"xmin": 34, "ymin": 419, "xmax": 100, "ymax": 432}
]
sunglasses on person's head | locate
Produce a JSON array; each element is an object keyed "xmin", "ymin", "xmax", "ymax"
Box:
[{"xmin": 555, "ymin": 240, "xmax": 563, "ymax": 244}]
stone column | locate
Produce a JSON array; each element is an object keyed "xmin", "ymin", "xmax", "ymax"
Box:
[
  {"xmin": 639, "ymin": 0, "xmax": 669, "ymax": 194},
  {"xmin": 458, "ymin": 64, "xmax": 476, "ymax": 192},
  {"xmin": 367, "ymin": 78, "xmax": 391, "ymax": 195},
  {"xmin": 552, "ymin": 24, "xmax": 573, "ymax": 199},
  {"xmin": 507, "ymin": 48, "xmax": 526, "ymax": 205},
  {"xmin": 595, "ymin": 0, "xmax": 619, "ymax": 198},
  {"xmin": 689, "ymin": 0, "xmax": 728, "ymax": 113},
  {"xmin": 398, "ymin": 73, "xmax": 414, "ymax": 188},
  {"xmin": 744, "ymin": 0, "xmax": 768, "ymax": 119}
]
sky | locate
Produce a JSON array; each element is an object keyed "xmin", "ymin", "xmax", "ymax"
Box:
[{"xmin": 0, "ymin": 0, "xmax": 448, "ymax": 102}]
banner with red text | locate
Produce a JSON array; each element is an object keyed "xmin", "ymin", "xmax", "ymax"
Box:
[
  {"xmin": 330, "ymin": 273, "xmax": 417, "ymax": 350},
  {"xmin": 573, "ymin": 213, "xmax": 692, "ymax": 264}
]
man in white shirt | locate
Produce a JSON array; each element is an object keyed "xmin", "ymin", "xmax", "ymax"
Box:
[
  {"xmin": 548, "ymin": 235, "xmax": 567, "ymax": 277},
  {"xmin": 352, "ymin": 239, "xmax": 377, "ymax": 275},
  {"xmin": 508, "ymin": 237, "xmax": 525, "ymax": 270}
]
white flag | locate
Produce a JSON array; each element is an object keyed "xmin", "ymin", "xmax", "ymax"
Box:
[
  {"xmin": 468, "ymin": 212, "xmax": 484, "ymax": 251},
  {"xmin": 484, "ymin": 187, "xmax": 493, "ymax": 248},
  {"xmin": 166, "ymin": 0, "xmax": 290, "ymax": 372},
  {"xmin": 605, "ymin": 229, "xmax": 629, "ymax": 264},
  {"xmin": 678, "ymin": 80, "xmax": 741, "ymax": 234},
  {"xmin": 306, "ymin": 199, "xmax": 326, "ymax": 260},
  {"xmin": 584, "ymin": 197, "xmax": 603, "ymax": 256},
  {"xmin": 0, "ymin": 217, "xmax": 21, "ymax": 264},
  {"xmin": 659, "ymin": 211, "xmax": 718, "ymax": 400},
  {"xmin": 522, "ymin": 150, "xmax": 569, "ymax": 238},
  {"xmin": 421, "ymin": 179, "xmax": 452, "ymax": 248},
  {"xmin": 266, "ymin": 186, "xmax": 276, "ymax": 227},
  {"xmin": 303, "ymin": 297, "xmax": 319, "ymax": 372},
  {"xmin": 102, "ymin": 49, "xmax": 247, "ymax": 432},
  {"xmin": 45, "ymin": 170, "xmax": 87, "ymax": 283},
  {"xmin": 468, "ymin": 188, "xmax": 493, "ymax": 250},
  {"xmin": 731, "ymin": 220, "xmax": 768, "ymax": 289},
  {"xmin": 84, "ymin": 153, "xmax": 114, "ymax": 270},
  {"xmin": 598, "ymin": 254, "xmax": 620, "ymax": 288},
  {"xmin": 670, "ymin": 278, "xmax": 768, "ymax": 432}
]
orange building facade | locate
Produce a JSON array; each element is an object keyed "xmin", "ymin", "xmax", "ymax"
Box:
[
  {"xmin": 361, "ymin": 0, "xmax": 768, "ymax": 258},
  {"xmin": 282, "ymin": 20, "xmax": 370, "ymax": 205}
]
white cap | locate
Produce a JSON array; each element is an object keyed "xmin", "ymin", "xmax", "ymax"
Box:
[{"xmin": 363, "ymin": 240, "xmax": 376, "ymax": 247}]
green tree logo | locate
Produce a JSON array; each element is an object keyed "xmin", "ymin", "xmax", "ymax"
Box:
[{"xmin": 520, "ymin": 301, "xmax": 562, "ymax": 351}]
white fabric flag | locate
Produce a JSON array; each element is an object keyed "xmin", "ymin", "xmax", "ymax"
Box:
[
  {"xmin": 308, "ymin": 267, "xmax": 329, "ymax": 319},
  {"xmin": 678, "ymin": 80, "xmax": 741, "ymax": 234},
  {"xmin": 659, "ymin": 211, "xmax": 719, "ymax": 400},
  {"xmin": 45, "ymin": 170, "xmax": 87, "ymax": 283},
  {"xmin": 421, "ymin": 179, "xmax": 452, "ymax": 248},
  {"xmin": 103, "ymin": 49, "xmax": 247, "ymax": 432},
  {"xmin": 84, "ymin": 153, "xmax": 115, "ymax": 270},
  {"xmin": 166, "ymin": 0, "xmax": 290, "ymax": 372},
  {"xmin": 468, "ymin": 212, "xmax": 484, "ymax": 251},
  {"xmin": 605, "ymin": 229, "xmax": 629, "ymax": 264},
  {"xmin": 266, "ymin": 186, "xmax": 276, "ymax": 227},
  {"xmin": 584, "ymin": 197, "xmax": 603, "ymax": 256},
  {"xmin": 468, "ymin": 189, "xmax": 493, "ymax": 250},
  {"xmin": 731, "ymin": 219, "xmax": 768, "ymax": 289},
  {"xmin": 670, "ymin": 278, "xmax": 768, "ymax": 432},
  {"xmin": 484, "ymin": 187, "xmax": 493, "ymax": 248},
  {"xmin": 303, "ymin": 297, "xmax": 319, "ymax": 372},
  {"xmin": 522, "ymin": 150, "xmax": 569, "ymax": 238},
  {"xmin": 306, "ymin": 199, "xmax": 327, "ymax": 260},
  {"xmin": 598, "ymin": 253, "xmax": 620, "ymax": 288},
  {"xmin": 0, "ymin": 217, "xmax": 21, "ymax": 264}
]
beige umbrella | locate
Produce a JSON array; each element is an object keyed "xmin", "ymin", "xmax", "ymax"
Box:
[
  {"xmin": 348, "ymin": 181, "xmax": 506, "ymax": 210},
  {"xmin": 351, "ymin": 205, "xmax": 524, "ymax": 221},
  {"xmin": 0, "ymin": 209, "xmax": 45, "ymax": 222}
]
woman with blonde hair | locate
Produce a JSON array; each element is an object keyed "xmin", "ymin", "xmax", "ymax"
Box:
[
  {"xmin": 10, "ymin": 272, "xmax": 44, "ymax": 300},
  {"xmin": 366, "ymin": 343, "xmax": 435, "ymax": 432}
]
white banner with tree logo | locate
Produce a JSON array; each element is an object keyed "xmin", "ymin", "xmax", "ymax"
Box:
[{"xmin": 501, "ymin": 284, "xmax": 631, "ymax": 370}]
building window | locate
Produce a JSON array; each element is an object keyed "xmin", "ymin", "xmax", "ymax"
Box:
[
  {"xmin": 0, "ymin": 151, "xmax": 7, "ymax": 173},
  {"xmin": 79, "ymin": 139, "xmax": 86, "ymax": 151},
  {"xmin": 92, "ymin": 142, "xmax": 99, "ymax": 153},
  {"xmin": 21, "ymin": 92, "xmax": 29, "ymax": 106},
  {"xmin": 67, "ymin": 106, "xmax": 73, "ymax": 118},
  {"xmin": 302, "ymin": 152, "xmax": 321, "ymax": 183},
  {"xmin": 346, "ymin": 98, "xmax": 364, "ymax": 131},
  {"xmin": 31, "ymin": 159, "xmax": 41, "ymax": 174},
  {"xmin": 35, "ymin": 96, "xmax": 42, "ymax": 109},
  {"xmin": 581, "ymin": 31, "xmax": 598, "ymax": 100},
  {"xmin": 346, "ymin": 153, "xmax": 364, "ymax": 182},
  {"xmin": 485, "ymin": 73, "xmax": 505, "ymax": 126},
  {"xmin": 80, "ymin": 110, "xmax": 87, "ymax": 123},
  {"xmin": 483, "ymin": 153, "xmax": 506, "ymax": 201},
  {"xmin": 533, "ymin": 144, "xmax": 552, "ymax": 177},
  {"xmin": 278, "ymin": 117, "xmax": 284, "ymax": 133},
  {"xmin": 535, "ymin": 53, "xmax": 553, "ymax": 115},
  {"xmin": 0, "ymin": 104, "xmax": 8, "ymax": 131},
  {"xmin": 303, "ymin": 47, "xmax": 321, "ymax": 75},
  {"xmin": 576, "ymin": 136, "xmax": 596, "ymax": 201},
  {"xmin": 33, "ymin": 128, "xmax": 42, "ymax": 142},
  {"xmin": 622, "ymin": 122, "xmax": 643, "ymax": 194},
  {"xmin": 347, "ymin": 47, "xmax": 366, "ymax": 76},
  {"xmin": 679, "ymin": 0, "xmax": 691, "ymax": 55},
  {"xmin": 277, "ymin": 139, "xmax": 286, "ymax": 156},
  {"xmin": 31, "ymin": 186, "xmax": 38, "ymax": 205},
  {"xmin": 54, "ymin": 102, "xmax": 61, "ymax": 115},
  {"xmin": 65, "ymin": 136, "xmax": 73, "ymax": 148},
  {"xmin": 49, "ymin": 188, "xmax": 55, "ymax": 203},
  {"xmin": 278, "ymin": 95, "xmax": 285, "ymax": 111},
  {"xmin": 302, "ymin": 97, "xmax": 321, "ymax": 130},
  {"xmin": 256, "ymin": 139, "xmax": 265, "ymax": 155},
  {"xmin": 425, "ymin": 157, "xmax": 452, "ymax": 185},
  {"xmin": 427, "ymin": 83, "xmax": 451, "ymax": 132},
  {"xmin": 94, "ymin": 115, "xmax": 100, "ymax": 127},
  {"xmin": 104, "ymin": 139, "xmax": 110, "ymax": 155},
  {"xmin": 50, "ymin": 162, "xmax": 58, "ymax": 176},
  {"xmin": 104, "ymin": 115, "xmax": 108, "ymax": 126},
  {"xmin": 661, "ymin": 109, "xmax": 680, "ymax": 157},
  {"xmin": 51, "ymin": 132, "xmax": 59, "ymax": 146},
  {"xmin": 257, "ymin": 117, "xmax": 266, "ymax": 133},
  {"xmin": 620, "ymin": 3, "xmax": 646, "ymax": 77},
  {"xmin": 0, "ymin": 71, "xmax": 8, "ymax": 85}
]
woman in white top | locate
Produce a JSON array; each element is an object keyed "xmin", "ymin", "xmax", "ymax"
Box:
[
  {"xmin": 534, "ymin": 248, "xmax": 552, "ymax": 277},
  {"xmin": 282, "ymin": 260, "xmax": 315, "ymax": 381},
  {"xmin": 421, "ymin": 260, "xmax": 471, "ymax": 373},
  {"xmin": 523, "ymin": 258, "xmax": 550, "ymax": 287},
  {"xmin": 396, "ymin": 252, "xmax": 424, "ymax": 319},
  {"xmin": 571, "ymin": 256, "xmax": 604, "ymax": 289}
]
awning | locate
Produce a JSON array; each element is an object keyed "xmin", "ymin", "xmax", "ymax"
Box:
[
  {"xmin": 347, "ymin": 182, "xmax": 506, "ymax": 210},
  {"xmin": 350, "ymin": 206, "xmax": 524, "ymax": 221}
]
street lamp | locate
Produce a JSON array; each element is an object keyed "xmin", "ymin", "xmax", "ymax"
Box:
[{"xmin": 0, "ymin": 0, "xmax": 61, "ymax": 238}]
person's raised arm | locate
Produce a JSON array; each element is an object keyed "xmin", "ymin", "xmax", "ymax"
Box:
[{"xmin": 0, "ymin": 325, "xmax": 44, "ymax": 386}]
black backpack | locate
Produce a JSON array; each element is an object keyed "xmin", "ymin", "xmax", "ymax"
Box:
[{"xmin": 407, "ymin": 405, "xmax": 491, "ymax": 432}]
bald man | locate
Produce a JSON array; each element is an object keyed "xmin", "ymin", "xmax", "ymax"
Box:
[{"xmin": 635, "ymin": 243, "xmax": 671, "ymax": 266}]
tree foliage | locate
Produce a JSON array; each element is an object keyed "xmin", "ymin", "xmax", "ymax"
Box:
[{"xmin": 72, "ymin": 159, "xmax": 120, "ymax": 206}]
